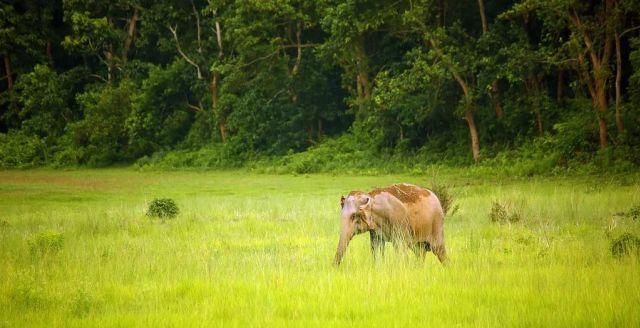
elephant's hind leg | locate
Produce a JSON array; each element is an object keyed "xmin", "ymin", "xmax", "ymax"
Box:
[
  {"xmin": 370, "ymin": 231, "xmax": 385, "ymax": 261},
  {"xmin": 432, "ymin": 242, "xmax": 448, "ymax": 264}
]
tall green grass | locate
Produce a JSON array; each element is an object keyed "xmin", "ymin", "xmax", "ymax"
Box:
[{"xmin": 0, "ymin": 169, "xmax": 639, "ymax": 326}]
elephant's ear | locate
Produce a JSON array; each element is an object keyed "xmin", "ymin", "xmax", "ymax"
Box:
[
  {"xmin": 340, "ymin": 196, "xmax": 345, "ymax": 209},
  {"xmin": 359, "ymin": 196, "xmax": 371, "ymax": 211}
]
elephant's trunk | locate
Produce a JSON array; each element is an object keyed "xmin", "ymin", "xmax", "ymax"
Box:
[{"xmin": 334, "ymin": 228, "xmax": 353, "ymax": 266}]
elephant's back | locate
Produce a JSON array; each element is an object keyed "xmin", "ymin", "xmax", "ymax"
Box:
[
  {"xmin": 371, "ymin": 183, "xmax": 444, "ymax": 242},
  {"xmin": 369, "ymin": 183, "xmax": 432, "ymax": 204}
]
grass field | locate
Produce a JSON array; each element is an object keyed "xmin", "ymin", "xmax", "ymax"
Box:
[{"xmin": 1, "ymin": 169, "xmax": 639, "ymax": 327}]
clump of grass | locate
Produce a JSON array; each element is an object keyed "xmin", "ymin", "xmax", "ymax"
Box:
[
  {"xmin": 70, "ymin": 289, "xmax": 97, "ymax": 318},
  {"xmin": 28, "ymin": 230, "xmax": 64, "ymax": 256},
  {"xmin": 615, "ymin": 204, "xmax": 640, "ymax": 221},
  {"xmin": 11, "ymin": 284, "xmax": 49, "ymax": 310},
  {"xmin": 146, "ymin": 198, "xmax": 179, "ymax": 219},
  {"xmin": 430, "ymin": 183, "xmax": 459, "ymax": 216},
  {"xmin": 0, "ymin": 219, "xmax": 10, "ymax": 229},
  {"xmin": 489, "ymin": 201, "xmax": 522, "ymax": 224},
  {"xmin": 610, "ymin": 232, "xmax": 640, "ymax": 258}
]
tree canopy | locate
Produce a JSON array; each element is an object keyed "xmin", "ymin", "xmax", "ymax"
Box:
[{"xmin": 1, "ymin": 0, "xmax": 639, "ymax": 172}]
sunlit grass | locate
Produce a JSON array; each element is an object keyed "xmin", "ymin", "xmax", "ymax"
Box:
[{"xmin": 0, "ymin": 169, "xmax": 639, "ymax": 326}]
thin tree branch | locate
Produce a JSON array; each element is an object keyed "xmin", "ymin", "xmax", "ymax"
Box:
[
  {"xmin": 190, "ymin": 0, "xmax": 202, "ymax": 54},
  {"xmin": 241, "ymin": 44, "xmax": 317, "ymax": 68},
  {"xmin": 90, "ymin": 74, "xmax": 108, "ymax": 83},
  {"xmin": 215, "ymin": 20, "xmax": 223, "ymax": 58},
  {"xmin": 266, "ymin": 88, "xmax": 288, "ymax": 105},
  {"xmin": 184, "ymin": 96, "xmax": 204, "ymax": 112},
  {"xmin": 291, "ymin": 21, "xmax": 303, "ymax": 77},
  {"xmin": 168, "ymin": 25, "xmax": 203, "ymax": 79},
  {"xmin": 620, "ymin": 25, "xmax": 640, "ymax": 37}
]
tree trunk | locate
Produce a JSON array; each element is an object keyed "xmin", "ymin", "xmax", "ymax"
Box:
[
  {"xmin": 465, "ymin": 107, "xmax": 480, "ymax": 163},
  {"xmin": 210, "ymin": 71, "xmax": 226, "ymax": 143},
  {"xmin": 535, "ymin": 108, "xmax": 543, "ymax": 137},
  {"xmin": 3, "ymin": 55, "xmax": 13, "ymax": 91},
  {"xmin": 477, "ymin": 0, "xmax": 488, "ymax": 33},
  {"xmin": 556, "ymin": 69, "xmax": 564, "ymax": 102},
  {"xmin": 594, "ymin": 78, "xmax": 608, "ymax": 149},
  {"xmin": 477, "ymin": 0, "xmax": 503, "ymax": 119},
  {"xmin": 46, "ymin": 40, "xmax": 54, "ymax": 66},
  {"xmin": 428, "ymin": 37, "xmax": 481, "ymax": 162},
  {"xmin": 288, "ymin": 22, "xmax": 303, "ymax": 104},
  {"xmin": 491, "ymin": 81, "xmax": 503, "ymax": 119},
  {"xmin": 354, "ymin": 36, "xmax": 370, "ymax": 109},
  {"xmin": 438, "ymin": 0, "xmax": 446, "ymax": 27},
  {"xmin": 569, "ymin": 1, "xmax": 613, "ymax": 150},
  {"xmin": 122, "ymin": 8, "xmax": 139, "ymax": 64},
  {"xmin": 615, "ymin": 31, "xmax": 624, "ymax": 134},
  {"xmin": 105, "ymin": 48, "xmax": 114, "ymax": 83},
  {"xmin": 453, "ymin": 72, "xmax": 480, "ymax": 162},
  {"xmin": 213, "ymin": 19, "xmax": 227, "ymax": 143},
  {"xmin": 525, "ymin": 76, "xmax": 544, "ymax": 136}
]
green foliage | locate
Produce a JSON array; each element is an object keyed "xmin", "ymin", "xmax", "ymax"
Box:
[
  {"xmin": 271, "ymin": 134, "xmax": 382, "ymax": 174},
  {"xmin": 70, "ymin": 81, "xmax": 135, "ymax": 166},
  {"xmin": 134, "ymin": 144, "xmax": 243, "ymax": 169},
  {"xmin": 1, "ymin": 0, "xmax": 639, "ymax": 173},
  {"xmin": 146, "ymin": 198, "xmax": 179, "ymax": 219},
  {"xmin": 617, "ymin": 205, "xmax": 640, "ymax": 221},
  {"xmin": 14, "ymin": 65, "xmax": 71, "ymax": 144},
  {"xmin": 0, "ymin": 131, "xmax": 45, "ymax": 168},
  {"xmin": 127, "ymin": 62, "xmax": 198, "ymax": 155},
  {"xmin": 610, "ymin": 233, "xmax": 640, "ymax": 258},
  {"xmin": 489, "ymin": 201, "xmax": 522, "ymax": 224},
  {"xmin": 28, "ymin": 230, "xmax": 64, "ymax": 256},
  {"xmin": 10, "ymin": 284, "xmax": 50, "ymax": 311}
]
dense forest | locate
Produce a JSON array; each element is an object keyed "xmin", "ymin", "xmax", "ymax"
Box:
[{"xmin": 1, "ymin": 0, "xmax": 640, "ymax": 173}]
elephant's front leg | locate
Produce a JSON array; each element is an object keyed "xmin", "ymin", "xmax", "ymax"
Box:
[{"xmin": 370, "ymin": 231, "xmax": 385, "ymax": 261}]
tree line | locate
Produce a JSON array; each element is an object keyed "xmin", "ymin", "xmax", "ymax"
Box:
[{"xmin": 1, "ymin": 0, "xmax": 639, "ymax": 169}]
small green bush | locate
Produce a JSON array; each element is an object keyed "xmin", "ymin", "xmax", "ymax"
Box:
[
  {"xmin": 430, "ymin": 183, "xmax": 459, "ymax": 216},
  {"xmin": 489, "ymin": 201, "xmax": 522, "ymax": 224},
  {"xmin": 70, "ymin": 290, "xmax": 96, "ymax": 318},
  {"xmin": 146, "ymin": 198, "xmax": 179, "ymax": 219},
  {"xmin": 11, "ymin": 285, "xmax": 49, "ymax": 310},
  {"xmin": 610, "ymin": 233, "xmax": 640, "ymax": 258},
  {"xmin": 0, "ymin": 131, "xmax": 45, "ymax": 168},
  {"xmin": 623, "ymin": 205, "xmax": 640, "ymax": 221},
  {"xmin": 28, "ymin": 230, "xmax": 64, "ymax": 256}
]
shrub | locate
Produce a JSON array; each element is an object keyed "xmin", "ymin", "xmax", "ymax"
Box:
[
  {"xmin": 621, "ymin": 205, "xmax": 640, "ymax": 221},
  {"xmin": 146, "ymin": 198, "xmax": 179, "ymax": 219},
  {"xmin": 610, "ymin": 233, "xmax": 640, "ymax": 258},
  {"xmin": 11, "ymin": 284, "xmax": 49, "ymax": 310},
  {"xmin": 28, "ymin": 230, "xmax": 64, "ymax": 256},
  {"xmin": 0, "ymin": 131, "xmax": 45, "ymax": 168},
  {"xmin": 70, "ymin": 289, "xmax": 96, "ymax": 318},
  {"xmin": 429, "ymin": 183, "xmax": 459, "ymax": 216},
  {"xmin": 489, "ymin": 201, "xmax": 522, "ymax": 224}
]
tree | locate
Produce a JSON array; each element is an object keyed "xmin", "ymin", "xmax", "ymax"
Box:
[
  {"xmin": 62, "ymin": 0, "xmax": 140, "ymax": 83},
  {"xmin": 512, "ymin": 0, "xmax": 624, "ymax": 149}
]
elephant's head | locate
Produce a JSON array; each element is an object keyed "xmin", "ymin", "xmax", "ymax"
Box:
[{"xmin": 334, "ymin": 191, "xmax": 374, "ymax": 265}]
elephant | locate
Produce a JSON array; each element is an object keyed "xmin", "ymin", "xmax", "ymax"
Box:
[{"xmin": 334, "ymin": 183, "xmax": 447, "ymax": 265}]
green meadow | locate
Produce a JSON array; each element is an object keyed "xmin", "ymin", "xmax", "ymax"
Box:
[{"xmin": 1, "ymin": 169, "xmax": 639, "ymax": 327}]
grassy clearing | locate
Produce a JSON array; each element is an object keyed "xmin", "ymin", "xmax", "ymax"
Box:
[{"xmin": 1, "ymin": 169, "xmax": 639, "ymax": 327}]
